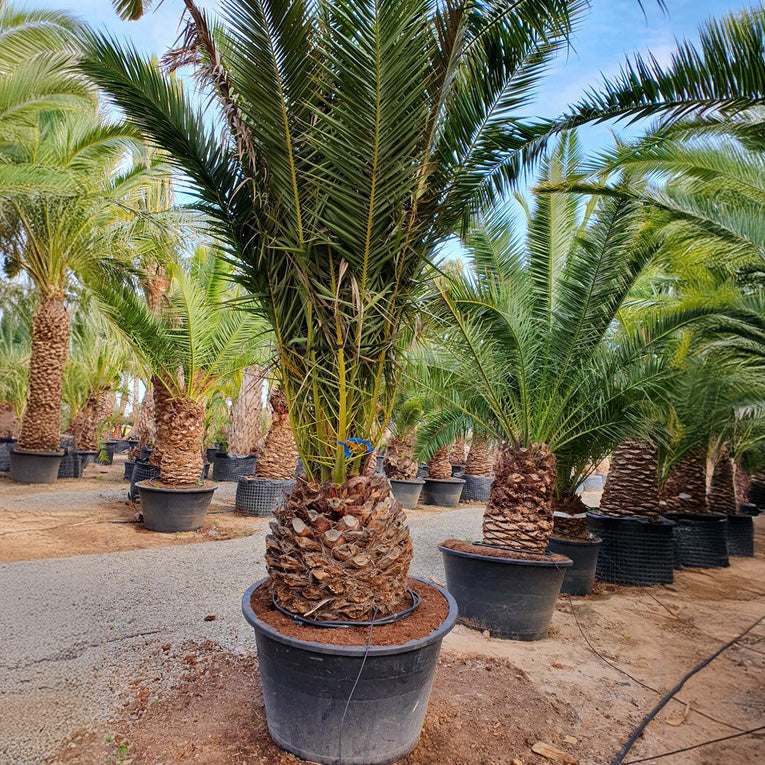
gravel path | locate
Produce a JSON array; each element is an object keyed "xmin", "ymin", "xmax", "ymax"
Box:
[{"xmin": 0, "ymin": 507, "xmax": 481, "ymax": 764}]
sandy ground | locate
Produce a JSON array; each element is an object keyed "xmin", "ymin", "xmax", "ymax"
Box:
[{"xmin": 1, "ymin": 469, "xmax": 763, "ymax": 764}]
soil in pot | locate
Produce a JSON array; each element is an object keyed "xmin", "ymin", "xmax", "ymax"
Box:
[
  {"xmin": 137, "ymin": 479, "xmax": 217, "ymax": 533},
  {"xmin": 389, "ymin": 478, "xmax": 425, "ymax": 510},
  {"xmin": 422, "ymin": 477, "xmax": 465, "ymax": 507},
  {"xmin": 242, "ymin": 577, "xmax": 457, "ymax": 765},
  {"xmin": 9, "ymin": 448, "xmax": 64, "ymax": 484},
  {"xmin": 439, "ymin": 539, "xmax": 571, "ymax": 641}
]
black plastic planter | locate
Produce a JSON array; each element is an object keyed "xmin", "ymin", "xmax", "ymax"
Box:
[
  {"xmin": 9, "ymin": 448, "xmax": 64, "ymax": 484},
  {"xmin": 389, "ymin": 478, "xmax": 425, "ymax": 510},
  {"xmin": 749, "ymin": 478, "xmax": 765, "ymax": 508},
  {"xmin": 546, "ymin": 536, "xmax": 602, "ymax": 596},
  {"xmin": 738, "ymin": 502, "xmax": 761, "ymax": 517},
  {"xmin": 57, "ymin": 449, "xmax": 84, "ymax": 479},
  {"xmin": 113, "ymin": 438, "xmax": 131, "ymax": 453},
  {"xmin": 460, "ymin": 474, "xmax": 493, "ymax": 503},
  {"xmin": 78, "ymin": 450, "xmax": 98, "ymax": 468},
  {"xmin": 241, "ymin": 577, "xmax": 458, "ymax": 765},
  {"xmin": 98, "ymin": 441, "xmax": 117, "ymax": 465},
  {"xmin": 726, "ymin": 514, "xmax": 755, "ymax": 557},
  {"xmin": 235, "ymin": 477, "xmax": 295, "ymax": 516},
  {"xmin": 422, "ymin": 477, "xmax": 465, "ymax": 507},
  {"xmin": 140, "ymin": 445, "xmax": 154, "ymax": 461},
  {"xmin": 587, "ymin": 513, "xmax": 675, "ymax": 586},
  {"xmin": 124, "ymin": 460, "xmax": 135, "ymax": 481},
  {"xmin": 212, "ymin": 453, "xmax": 257, "ymax": 482},
  {"xmin": 137, "ymin": 480, "xmax": 216, "ymax": 532},
  {"xmin": 0, "ymin": 437, "xmax": 17, "ymax": 472},
  {"xmin": 439, "ymin": 544, "xmax": 571, "ymax": 640},
  {"xmin": 450, "ymin": 465, "xmax": 465, "ymax": 478},
  {"xmin": 205, "ymin": 447, "xmax": 218, "ymax": 464},
  {"xmin": 129, "ymin": 460, "xmax": 161, "ymax": 500},
  {"xmin": 663, "ymin": 513, "xmax": 729, "ymax": 569}
]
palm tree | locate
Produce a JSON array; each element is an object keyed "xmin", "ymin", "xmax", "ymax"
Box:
[
  {"xmin": 88, "ymin": 0, "xmax": 597, "ymax": 620},
  {"xmin": 383, "ymin": 394, "xmax": 424, "ymax": 481},
  {"xmin": 0, "ymin": 283, "xmax": 31, "ymax": 438},
  {"xmin": 227, "ymin": 365, "xmax": 265, "ymax": 456},
  {"xmin": 97, "ymin": 254, "xmax": 264, "ymax": 485},
  {"xmin": 252, "ymin": 386, "xmax": 298, "ymax": 480}
]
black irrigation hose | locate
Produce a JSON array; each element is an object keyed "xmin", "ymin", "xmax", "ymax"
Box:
[
  {"xmin": 611, "ymin": 614, "xmax": 765, "ymax": 765},
  {"xmin": 623, "ymin": 725, "xmax": 765, "ymax": 763}
]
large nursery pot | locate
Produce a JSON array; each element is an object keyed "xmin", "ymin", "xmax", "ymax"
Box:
[
  {"xmin": 439, "ymin": 542, "xmax": 572, "ymax": 641},
  {"xmin": 78, "ymin": 450, "xmax": 98, "ymax": 467},
  {"xmin": 726, "ymin": 514, "xmax": 755, "ymax": 557},
  {"xmin": 98, "ymin": 440, "xmax": 117, "ymax": 465},
  {"xmin": 9, "ymin": 448, "xmax": 64, "ymax": 484},
  {"xmin": 663, "ymin": 513, "xmax": 729, "ymax": 569},
  {"xmin": 546, "ymin": 535, "xmax": 602, "ymax": 596},
  {"xmin": 388, "ymin": 478, "xmax": 425, "ymax": 510},
  {"xmin": 421, "ymin": 477, "xmax": 465, "ymax": 507},
  {"xmin": 748, "ymin": 478, "xmax": 765, "ymax": 509},
  {"xmin": 113, "ymin": 438, "xmax": 132, "ymax": 453},
  {"xmin": 0, "ymin": 437, "xmax": 17, "ymax": 472},
  {"xmin": 57, "ymin": 449, "xmax": 84, "ymax": 479},
  {"xmin": 124, "ymin": 460, "xmax": 135, "ymax": 481},
  {"xmin": 136, "ymin": 480, "xmax": 216, "ymax": 532},
  {"xmin": 212, "ymin": 452, "xmax": 257, "ymax": 482},
  {"xmin": 459, "ymin": 474, "xmax": 493, "ymax": 503},
  {"xmin": 241, "ymin": 576, "xmax": 458, "ymax": 765},
  {"xmin": 235, "ymin": 476, "xmax": 295, "ymax": 516},
  {"xmin": 587, "ymin": 513, "xmax": 675, "ymax": 586},
  {"xmin": 738, "ymin": 502, "xmax": 761, "ymax": 517},
  {"xmin": 128, "ymin": 460, "xmax": 161, "ymax": 501}
]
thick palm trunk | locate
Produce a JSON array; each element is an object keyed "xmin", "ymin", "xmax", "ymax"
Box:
[
  {"xmin": 659, "ymin": 450, "xmax": 708, "ymax": 514},
  {"xmin": 482, "ymin": 442, "xmax": 556, "ymax": 552},
  {"xmin": 128, "ymin": 377, "xmax": 141, "ymax": 437},
  {"xmin": 599, "ymin": 439, "xmax": 660, "ymax": 519},
  {"xmin": 708, "ymin": 448, "xmax": 737, "ymax": 514},
  {"xmin": 154, "ymin": 391, "xmax": 205, "ymax": 486},
  {"xmin": 734, "ymin": 460, "xmax": 750, "ymax": 505},
  {"xmin": 464, "ymin": 435, "xmax": 492, "ymax": 476},
  {"xmin": 17, "ymin": 293, "xmax": 69, "ymax": 452},
  {"xmin": 0, "ymin": 401, "xmax": 18, "ymax": 438},
  {"xmin": 134, "ymin": 386, "xmax": 156, "ymax": 450},
  {"xmin": 428, "ymin": 445, "xmax": 452, "ymax": 479},
  {"xmin": 113, "ymin": 389, "xmax": 129, "ymax": 438},
  {"xmin": 227, "ymin": 365, "xmax": 264, "ymax": 455},
  {"xmin": 255, "ymin": 388, "xmax": 297, "ymax": 479},
  {"xmin": 383, "ymin": 434, "xmax": 418, "ymax": 479},
  {"xmin": 266, "ymin": 473, "xmax": 413, "ymax": 620},
  {"xmin": 449, "ymin": 438, "xmax": 466, "ymax": 466},
  {"xmin": 69, "ymin": 390, "xmax": 103, "ymax": 451}
]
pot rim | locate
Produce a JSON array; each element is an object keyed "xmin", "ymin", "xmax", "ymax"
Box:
[
  {"xmin": 238, "ymin": 475, "xmax": 295, "ymax": 484},
  {"xmin": 549, "ymin": 534, "xmax": 603, "ymax": 547},
  {"xmin": 136, "ymin": 479, "xmax": 217, "ymax": 495},
  {"xmin": 242, "ymin": 576, "xmax": 458, "ymax": 657},
  {"xmin": 439, "ymin": 543, "xmax": 573, "ymax": 568},
  {"xmin": 388, "ymin": 477, "xmax": 425, "ymax": 486},
  {"xmin": 11, "ymin": 448, "xmax": 64, "ymax": 457},
  {"xmin": 423, "ymin": 477, "xmax": 466, "ymax": 484},
  {"xmin": 586, "ymin": 511, "xmax": 675, "ymax": 527}
]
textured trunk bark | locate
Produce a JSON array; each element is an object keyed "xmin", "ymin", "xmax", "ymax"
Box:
[
  {"xmin": 599, "ymin": 439, "xmax": 660, "ymax": 519},
  {"xmin": 449, "ymin": 438, "xmax": 467, "ymax": 466},
  {"xmin": 227, "ymin": 365, "xmax": 264, "ymax": 455},
  {"xmin": 382, "ymin": 434, "xmax": 418, "ymax": 480},
  {"xmin": 17, "ymin": 293, "xmax": 69, "ymax": 452},
  {"xmin": 708, "ymin": 448, "xmax": 737, "ymax": 514},
  {"xmin": 134, "ymin": 386, "xmax": 156, "ymax": 450},
  {"xmin": 149, "ymin": 378, "xmax": 169, "ymax": 467},
  {"xmin": 266, "ymin": 473, "xmax": 413, "ymax": 620},
  {"xmin": 734, "ymin": 460, "xmax": 750, "ymax": 505},
  {"xmin": 255, "ymin": 387, "xmax": 298, "ymax": 479},
  {"xmin": 0, "ymin": 401, "xmax": 18, "ymax": 439},
  {"xmin": 659, "ymin": 450, "xmax": 708, "ymax": 514},
  {"xmin": 428, "ymin": 445, "xmax": 452, "ymax": 479},
  {"xmin": 68, "ymin": 390, "xmax": 103, "ymax": 451},
  {"xmin": 128, "ymin": 377, "xmax": 140, "ymax": 437},
  {"xmin": 464, "ymin": 435, "xmax": 492, "ymax": 476},
  {"xmin": 154, "ymin": 391, "xmax": 205, "ymax": 486},
  {"xmin": 113, "ymin": 389, "xmax": 129, "ymax": 438},
  {"xmin": 482, "ymin": 442, "xmax": 556, "ymax": 552}
]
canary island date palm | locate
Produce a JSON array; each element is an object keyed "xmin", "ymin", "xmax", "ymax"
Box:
[
  {"xmin": 97, "ymin": 255, "xmax": 264, "ymax": 486},
  {"xmin": 88, "ymin": 0, "xmax": 605, "ymax": 619},
  {"xmin": 423, "ymin": 138, "xmax": 711, "ymax": 552},
  {"xmin": 0, "ymin": 283, "xmax": 31, "ymax": 437}
]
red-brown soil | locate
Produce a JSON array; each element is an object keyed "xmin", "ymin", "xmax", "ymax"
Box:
[{"xmin": 442, "ymin": 537, "xmax": 570, "ymax": 562}]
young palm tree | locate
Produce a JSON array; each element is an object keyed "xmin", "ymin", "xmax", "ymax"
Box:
[
  {"xmin": 383, "ymin": 395, "xmax": 424, "ymax": 481},
  {"xmin": 599, "ymin": 439, "xmax": 661, "ymax": 519},
  {"xmin": 227, "ymin": 365, "xmax": 265, "ymax": 456},
  {"xmin": 88, "ymin": 0, "xmax": 596, "ymax": 619},
  {"xmin": 464, "ymin": 434, "xmax": 494, "ymax": 477},
  {"xmin": 253, "ymin": 386, "xmax": 298, "ymax": 480},
  {"xmin": 0, "ymin": 284, "xmax": 31, "ymax": 437}
]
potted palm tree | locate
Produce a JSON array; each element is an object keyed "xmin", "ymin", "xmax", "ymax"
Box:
[
  {"xmin": 461, "ymin": 434, "xmax": 495, "ymax": 503},
  {"xmin": 383, "ymin": 395, "xmax": 426, "ymax": 510},
  {"xmin": 98, "ymin": 254, "xmax": 261, "ymax": 532},
  {"xmin": 421, "ymin": 444, "xmax": 465, "ymax": 506}
]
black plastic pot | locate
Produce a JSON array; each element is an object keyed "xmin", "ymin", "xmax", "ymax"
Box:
[
  {"xmin": 422, "ymin": 477, "xmax": 465, "ymax": 507},
  {"xmin": 241, "ymin": 576, "xmax": 458, "ymax": 765},
  {"xmin": 212, "ymin": 452, "xmax": 257, "ymax": 482},
  {"xmin": 460, "ymin": 474, "xmax": 493, "ymax": 503},
  {"xmin": 546, "ymin": 536, "xmax": 602, "ymax": 596},
  {"xmin": 726, "ymin": 514, "xmax": 755, "ymax": 557},
  {"xmin": 749, "ymin": 478, "xmax": 765, "ymax": 508},
  {"xmin": 9, "ymin": 448, "xmax": 64, "ymax": 484},
  {"xmin": 137, "ymin": 480, "xmax": 216, "ymax": 532},
  {"xmin": 439, "ymin": 544, "xmax": 571, "ymax": 641},
  {"xmin": 0, "ymin": 437, "xmax": 17, "ymax": 472},
  {"xmin": 57, "ymin": 449, "xmax": 84, "ymax": 479},
  {"xmin": 78, "ymin": 450, "xmax": 98, "ymax": 467},
  {"xmin": 129, "ymin": 460, "xmax": 161, "ymax": 500},
  {"xmin": 738, "ymin": 502, "xmax": 761, "ymax": 517},
  {"xmin": 587, "ymin": 513, "xmax": 675, "ymax": 586},
  {"xmin": 450, "ymin": 465, "xmax": 465, "ymax": 478},
  {"xmin": 235, "ymin": 476, "xmax": 295, "ymax": 516},
  {"xmin": 113, "ymin": 438, "xmax": 131, "ymax": 453},
  {"xmin": 140, "ymin": 445, "xmax": 154, "ymax": 461},
  {"xmin": 98, "ymin": 441, "xmax": 117, "ymax": 465},
  {"xmin": 205, "ymin": 447, "xmax": 218, "ymax": 465},
  {"xmin": 389, "ymin": 478, "xmax": 425, "ymax": 510},
  {"xmin": 124, "ymin": 460, "xmax": 135, "ymax": 481},
  {"xmin": 663, "ymin": 513, "xmax": 729, "ymax": 569}
]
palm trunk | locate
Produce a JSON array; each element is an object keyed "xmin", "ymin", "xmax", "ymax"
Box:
[
  {"xmin": 482, "ymin": 442, "xmax": 556, "ymax": 552},
  {"xmin": 427, "ymin": 445, "xmax": 452, "ymax": 479},
  {"xmin": 17, "ymin": 293, "xmax": 69, "ymax": 452},
  {"xmin": 0, "ymin": 401, "xmax": 18, "ymax": 439},
  {"xmin": 708, "ymin": 448, "xmax": 737, "ymax": 514},
  {"xmin": 227, "ymin": 365, "xmax": 264, "ymax": 455},
  {"xmin": 464, "ymin": 435, "xmax": 492, "ymax": 476},
  {"xmin": 113, "ymin": 389, "xmax": 129, "ymax": 438},
  {"xmin": 255, "ymin": 387, "xmax": 298, "ymax": 479},
  {"xmin": 383, "ymin": 434, "xmax": 418, "ymax": 479},
  {"xmin": 734, "ymin": 460, "xmax": 750, "ymax": 505},
  {"xmin": 154, "ymin": 389, "xmax": 205, "ymax": 486},
  {"xmin": 266, "ymin": 473, "xmax": 413, "ymax": 620},
  {"xmin": 128, "ymin": 377, "xmax": 140, "ymax": 437},
  {"xmin": 449, "ymin": 438, "xmax": 466, "ymax": 466},
  {"xmin": 134, "ymin": 386, "xmax": 156, "ymax": 450},
  {"xmin": 659, "ymin": 450, "xmax": 708, "ymax": 514},
  {"xmin": 599, "ymin": 439, "xmax": 660, "ymax": 519},
  {"xmin": 68, "ymin": 389, "xmax": 103, "ymax": 451}
]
